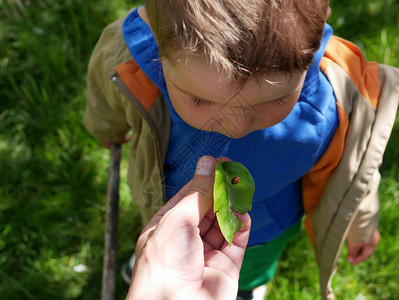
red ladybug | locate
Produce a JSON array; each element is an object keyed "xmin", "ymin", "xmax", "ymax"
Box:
[{"xmin": 231, "ymin": 177, "xmax": 240, "ymax": 184}]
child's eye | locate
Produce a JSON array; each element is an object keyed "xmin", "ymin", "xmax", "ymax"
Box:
[
  {"xmin": 268, "ymin": 97, "xmax": 287, "ymax": 106},
  {"xmin": 189, "ymin": 97, "xmax": 212, "ymax": 108}
]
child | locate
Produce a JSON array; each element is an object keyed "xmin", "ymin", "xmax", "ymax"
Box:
[{"xmin": 84, "ymin": 1, "xmax": 399, "ymax": 299}]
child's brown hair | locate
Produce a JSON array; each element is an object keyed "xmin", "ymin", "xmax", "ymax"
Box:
[{"xmin": 146, "ymin": 0, "xmax": 330, "ymax": 82}]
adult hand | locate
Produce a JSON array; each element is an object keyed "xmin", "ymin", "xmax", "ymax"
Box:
[
  {"xmin": 346, "ymin": 229, "xmax": 380, "ymax": 266},
  {"xmin": 126, "ymin": 156, "xmax": 251, "ymax": 300}
]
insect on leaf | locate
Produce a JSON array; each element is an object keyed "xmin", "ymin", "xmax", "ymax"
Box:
[{"xmin": 213, "ymin": 160, "xmax": 255, "ymax": 246}]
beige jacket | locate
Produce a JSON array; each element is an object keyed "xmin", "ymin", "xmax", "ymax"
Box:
[{"xmin": 84, "ymin": 14, "xmax": 399, "ymax": 299}]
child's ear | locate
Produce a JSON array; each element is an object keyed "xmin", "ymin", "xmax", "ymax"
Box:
[
  {"xmin": 138, "ymin": 6, "xmax": 158, "ymax": 45},
  {"xmin": 138, "ymin": 6, "xmax": 150, "ymax": 26},
  {"xmin": 326, "ymin": 6, "xmax": 332, "ymax": 20}
]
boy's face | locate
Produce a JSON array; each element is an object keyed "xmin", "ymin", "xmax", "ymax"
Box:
[{"xmin": 163, "ymin": 56, "xmax": 306, "ymax": 139}]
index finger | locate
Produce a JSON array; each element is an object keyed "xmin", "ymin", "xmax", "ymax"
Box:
[{"xmin": 143, "ymin": 179, "xmax": 193, "ymax": 231}]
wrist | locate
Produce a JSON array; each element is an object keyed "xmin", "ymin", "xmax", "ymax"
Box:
[
  {"xmin": 128, "ymin": 287, "xmax": 173, "ymax": 300},
  {"xmin": 126, "ymin": 259, "xmax": 175, "ymax": 300}
]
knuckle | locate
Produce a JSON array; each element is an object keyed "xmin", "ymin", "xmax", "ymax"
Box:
[{"xmin": 189, "ymin": 181, "xmax": 212, "ymax": 198}]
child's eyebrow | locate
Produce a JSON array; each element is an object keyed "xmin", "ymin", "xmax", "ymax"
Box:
[{"xmin": 172, "ymin": 80, "xmax": 302, "ymax": 105}]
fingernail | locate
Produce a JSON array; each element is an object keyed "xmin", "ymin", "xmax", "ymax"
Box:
[{"xmin": 196, "ymin": 156, "xmax": 213, "ymax": 176}]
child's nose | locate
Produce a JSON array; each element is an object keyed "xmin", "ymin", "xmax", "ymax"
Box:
[{"xmin": 223, "ymin": 116, "xmax": 255, "ymax": 139}]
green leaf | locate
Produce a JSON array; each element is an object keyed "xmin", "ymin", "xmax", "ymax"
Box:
[{"xmin": 213, "ymin": 160, "xmax": 255, "ymax": 246}]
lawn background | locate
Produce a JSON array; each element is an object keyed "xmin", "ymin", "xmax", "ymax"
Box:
[{"xmin": 0, "ymin": 0, "xmax": 398, "ymax": 299}]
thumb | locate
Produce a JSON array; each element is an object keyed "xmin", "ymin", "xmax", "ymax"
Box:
[
  {"xmin": 170, "ymin": 155, "xmax": 217, "ymax": 227},
  {"xmin": 143, "ymin": 156, "xmax": 216, "ymax": 233}
]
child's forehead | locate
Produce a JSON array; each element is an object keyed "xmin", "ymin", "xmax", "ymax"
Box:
[{"xmin": 164, "ymin": 56, "xmax": 306, "ymax": 105}]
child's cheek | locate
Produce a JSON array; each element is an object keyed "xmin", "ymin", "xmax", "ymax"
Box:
[{"xmin": 256, "ymin": 97, "xmax": 299, "ymax": 129}]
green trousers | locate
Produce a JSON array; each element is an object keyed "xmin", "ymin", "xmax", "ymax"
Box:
[{"xmin": 238, "ymin": 221, "xmax": 301, "ymax": 291}]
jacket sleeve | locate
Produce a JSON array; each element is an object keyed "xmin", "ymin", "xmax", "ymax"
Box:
[
  {"xmin": 346, "ymin": 170, "xmax": 380, "ymax": 242},
  {"xmin": 83, "ymin": 22, "xmax": 132, "ymax": 143}
]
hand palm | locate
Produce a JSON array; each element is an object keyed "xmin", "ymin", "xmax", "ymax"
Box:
[{"xmin": 152, "ymin": 208, "xmax": 249, "ymax": 300}]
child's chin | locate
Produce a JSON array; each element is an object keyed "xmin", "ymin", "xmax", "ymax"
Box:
[
  {"xmin": 214, "ymin": 129, "xmax": 251, "ymax": 140},
  {"xmin": 188, "ymin": 121, "xmax": 252, "ymax": 139},
  {"xmin": 225, "ymin": 132, "xmax": 250, "ymax": 139}
]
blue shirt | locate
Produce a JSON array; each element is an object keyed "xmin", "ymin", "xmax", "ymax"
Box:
[{"xmin": 122, "ymin": 8, "xmax": 338, "ymax": 246}]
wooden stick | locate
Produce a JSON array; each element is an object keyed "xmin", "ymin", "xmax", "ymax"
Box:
[{"xmin": 101, "ymin": 144, "xmax": 122, "ymax": 300}]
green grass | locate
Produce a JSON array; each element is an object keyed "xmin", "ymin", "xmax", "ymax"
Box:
[
  {"xmin": 0, "ymin": 1, "xmax": 143, "ymax": 299},
  {"xmin": 0, "ymin": 0, "xmax": 398, "ymax": 299}
]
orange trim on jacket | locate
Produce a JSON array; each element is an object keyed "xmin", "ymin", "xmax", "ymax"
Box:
[
  {"xmin": 321, "ymin": 36, "xmax": 380, "ymax": 109},
  {"xmin": 115, "ymin": 60, "xmax": 160, "ymax": 112},
  {"xmin": 302, "ymin": 36, "xmax": 381, "ymax": 246},
  {"xmin": 302, "ymin": 102, "xmax": 349, "ymax": 245}
]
